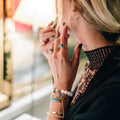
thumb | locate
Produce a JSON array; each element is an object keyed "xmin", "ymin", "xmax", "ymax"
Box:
[{"xmin": 72, "ymin": 44, "xmax": 82, "ymax": 68}]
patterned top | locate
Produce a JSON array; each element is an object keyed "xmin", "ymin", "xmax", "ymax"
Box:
[{"xmin": 71, "ymin": 45, "xmax": 120, "ymax": 105}]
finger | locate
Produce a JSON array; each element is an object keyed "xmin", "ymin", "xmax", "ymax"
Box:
[
  {"xmin": 40, "ymin": 38, "xmax": 54, "ymax": 49},
  {"xmin": 49, "ymin": 42, "xmax": 54, "ymax": 56},
  {"xmin": 40, "ymin": 38, "xmax": 50, "ymax": 47},
  {"xmin": 56, "ymin": 29, "xmax": 60, "ymax": 38},
  {"xmin": 40, "ymin": 38, "xmax": 55, "ymax": 60},
  {"xmin": 54, "ymin": 38, "xmax": 60, "ymax": 54},
  {"xmin": 48, "ymin": 21, "xmax": 54, "ymax": 27},
  {"xmin": 59, "ymin": 26, "xmax": 68, "ymax": 55},
  {"xmin": 39, "ymin": 28, "xmax": 55, "ymax": 43},
  {"xmin": 51, "ymin": 19, "xmax": 58, "ymax": 29},
  {"xmin": 40, "ymin": 28, "xmax": 55, "ymax": 34},
  {"xmin": 72, "ymin": 44, "xmax": 82, "ymax": 68},
  {"xmin": 40, "ymin": 31, "xmax": 56, "ymax": 44},
  {"xmin": 42, "ymin": 32, "xmax": 56, "ymax": 41},
  {"xmin": 60, "ymin": 26, "xmax": 68, "ymax": 45}
]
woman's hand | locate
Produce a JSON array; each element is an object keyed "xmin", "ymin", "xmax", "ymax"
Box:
[
  {"xmin": 39, "ymin": 21, "xmax": 56, "ymax": 59},
  {"xmin": 48, "ymin": 25, "xmax": 82, "ymax": 91}
]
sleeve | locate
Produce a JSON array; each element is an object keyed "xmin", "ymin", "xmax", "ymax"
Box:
[
  {"xmin": 66, "ymin": 86, "xmax": 120, "ymax": 120},
  {"xmin": 74, "ymin": 102, "xmax": 120, "ymax": 120}
]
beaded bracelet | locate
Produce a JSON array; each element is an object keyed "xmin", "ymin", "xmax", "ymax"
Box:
[{"xmin": 52, "ymin": 88, "xmax": 73, "ymax": 97}]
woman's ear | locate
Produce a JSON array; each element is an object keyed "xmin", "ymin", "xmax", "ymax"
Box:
[
  {"xmin": 71, "ymin": 10, "xmax": 81, "ymax": 21},
  {"xmin": 69, "ymin": 10, "xmax": 81, "ymax": 31},
  {"xmin": 71, "ymin": 1, "xmax": 83, "ymax": 20}
]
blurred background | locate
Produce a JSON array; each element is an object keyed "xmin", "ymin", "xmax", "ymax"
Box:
[{"xmin": 0, "ymin": 0, "xmax": 87, "ymax": 120}]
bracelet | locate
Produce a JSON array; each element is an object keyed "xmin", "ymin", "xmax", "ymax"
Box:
[
  {"xmin": 50, "ymin": 111, "xmax": 64, "ymax": 117},
  {"xmin": 50, "ymin": 95, "xmax": 67, "ymax": 102},
  {"xmin": 47, "ymin": 111, "xmax": 64, "ymax": 119},
  {"xmin": 48, "ymin": 93, "xmax": 65, "ymax": 119},
  {"xmin": 50, "ymin": 98, "xmax": 61, "ymax": 102},
  {"xmin": 53, "ymin": 88, "xmax": 73, "ymax": 97}
]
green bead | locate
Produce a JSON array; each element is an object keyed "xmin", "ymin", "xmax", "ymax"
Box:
[{"xmin": 60, "ymin": 44, "xmax": 63, "ymax": 48}]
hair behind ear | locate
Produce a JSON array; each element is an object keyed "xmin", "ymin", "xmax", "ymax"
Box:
[
  {"xmin": 107, "ymin": 0, "xmax": 120, "ymax": 24},
  {"xmin": 101, "ymin": 0, "xmax": 120, "ymax": 42},
  {"xmin": 71, "ymin": 0, "xmax": 120, "ymax": 41}
]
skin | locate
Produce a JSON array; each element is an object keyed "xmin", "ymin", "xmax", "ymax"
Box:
[{"xmin": 39, "ymin": 0, "xmax": 115, "ymax": 119}]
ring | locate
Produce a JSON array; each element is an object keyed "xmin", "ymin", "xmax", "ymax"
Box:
[
  {"xmin": 49, "ymin": 49, "xmax": 54, "ymax": 52},
  {"xmin": 59, "ymin": 44, "xmax": 67, "ymax": 49}
]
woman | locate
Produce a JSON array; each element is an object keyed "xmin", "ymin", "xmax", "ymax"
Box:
[{"xmin": 39, "ymin": 0, "xmax": 120, "ymax": 120}]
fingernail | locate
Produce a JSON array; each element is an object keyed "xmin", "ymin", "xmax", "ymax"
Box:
[
  {"xmin": 63, "ymin": 22, "xmax": 66, "ymax": 26},
  {"xmin": 79, "ymin": 44, "xmax": 82, "ymax": 49}
]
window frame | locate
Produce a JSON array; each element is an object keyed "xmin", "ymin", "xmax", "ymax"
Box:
[{"xmin": 0, "ymin": 0, "xmax": 13, "ymax": 110}]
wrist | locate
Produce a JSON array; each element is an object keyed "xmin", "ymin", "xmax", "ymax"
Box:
[
  {"xmin": 53, "ymin": 84, "xmax": 72, "ymax": 91},
  {"xmin": 52, "ymin": 88, "xmax": 73, "ymax": 97}
]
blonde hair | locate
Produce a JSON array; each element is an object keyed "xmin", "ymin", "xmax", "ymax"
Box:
[{"xmin": 70, "ymin": 0, "xmax": 120, "ymax": 41}]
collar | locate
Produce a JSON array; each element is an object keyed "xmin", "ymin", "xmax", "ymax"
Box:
[{"xmin": 85, "ymin": 45, "xmax": 120, "ymax": 69}]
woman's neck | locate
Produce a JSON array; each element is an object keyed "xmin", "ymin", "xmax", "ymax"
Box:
[
  {"xmin": 79, "ymin": 33, "xmax": 114, "ymax": 51},
  {"xmin": 74, "ymin": 28, "xmax": 115, "ymax": 51}
]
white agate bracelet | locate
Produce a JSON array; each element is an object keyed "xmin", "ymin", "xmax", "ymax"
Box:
[{"xmin": 52, "ymin": 88, "xmax": 73, "ymax": 97}]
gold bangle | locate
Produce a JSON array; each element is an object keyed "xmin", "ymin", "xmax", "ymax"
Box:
[
  {"xmin": 47, "ymin": 112, "xmax": 64, "ymax": 119},
  {"xmin": 50, "ymin": 111, "xmax": 64, "ymax": 116}
]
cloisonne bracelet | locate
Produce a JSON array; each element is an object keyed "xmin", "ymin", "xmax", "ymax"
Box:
[{"xmin": 50, "ymin": 94, "xmax": 67, "ymax": 102}]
